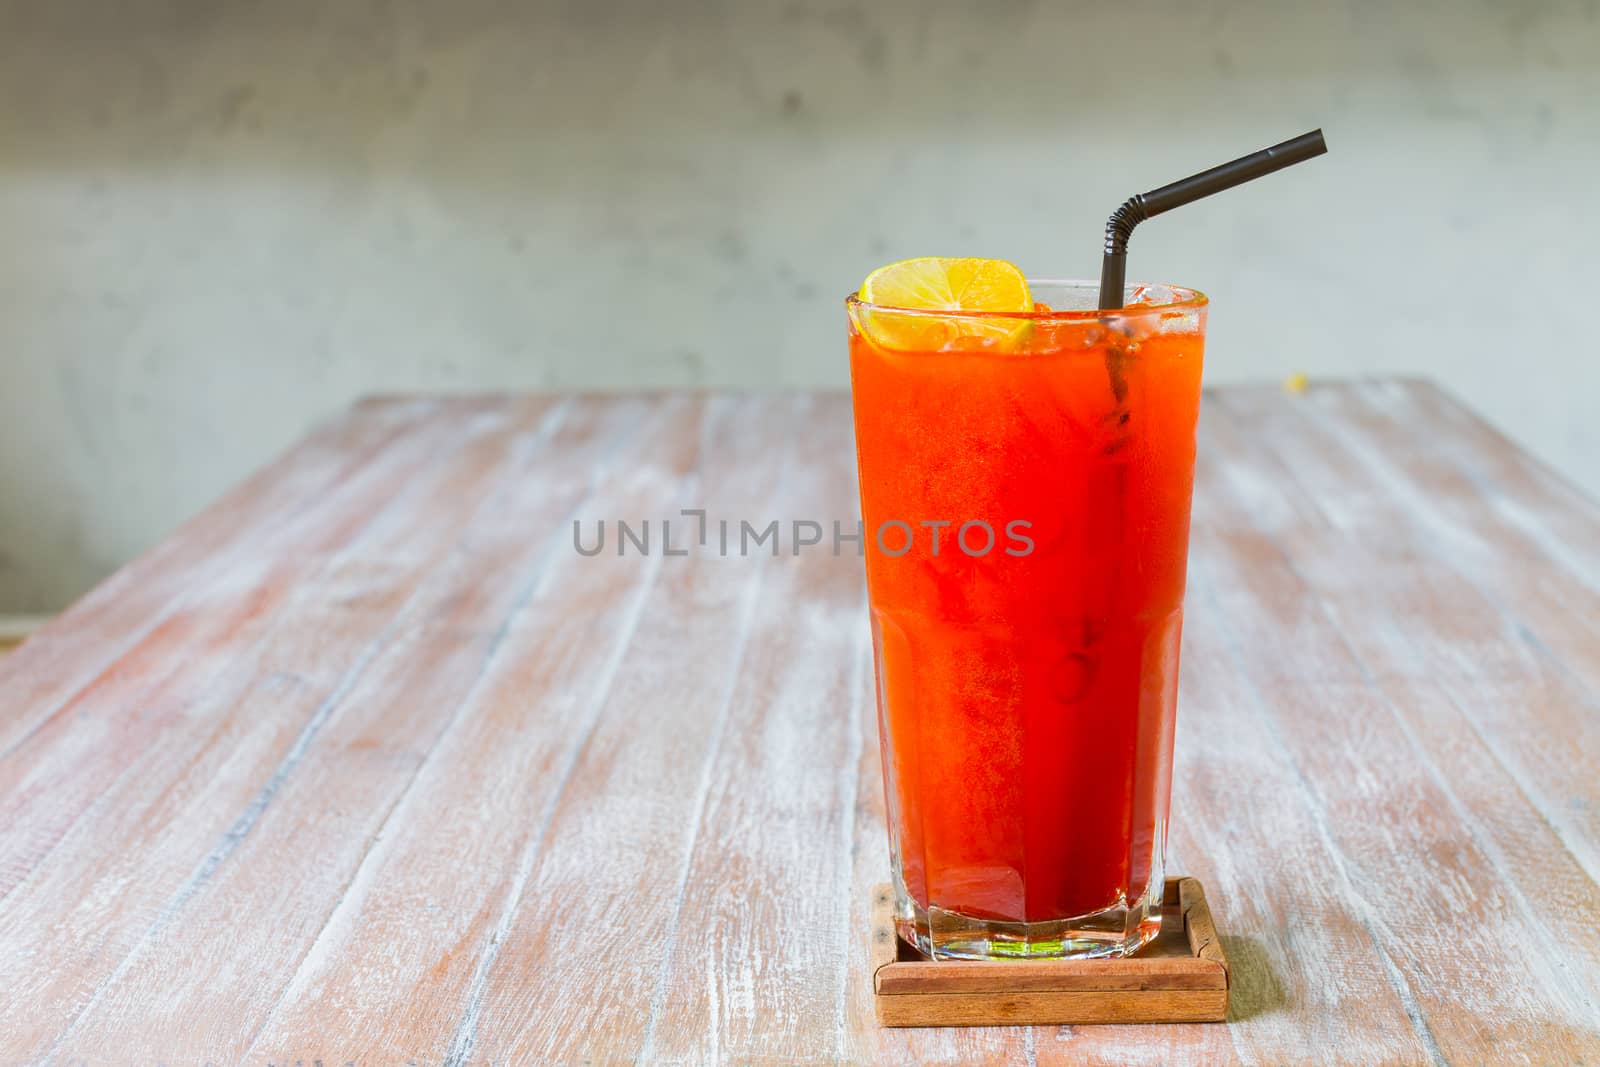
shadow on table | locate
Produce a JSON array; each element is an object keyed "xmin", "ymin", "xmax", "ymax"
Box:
[{"xmin": 1221, "ymin": 935, "xmax": 1287, "ymax": 1022}]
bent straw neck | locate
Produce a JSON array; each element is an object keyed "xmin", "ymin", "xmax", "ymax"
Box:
[{"xmin": 1097, "ymin": 129, "xmax": 1327, "ymax": 310}]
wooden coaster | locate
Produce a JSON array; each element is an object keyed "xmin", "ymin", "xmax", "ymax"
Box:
[{"xmin": 871, "ymin": 877, "xmax": 1230, "ymax": 1027}]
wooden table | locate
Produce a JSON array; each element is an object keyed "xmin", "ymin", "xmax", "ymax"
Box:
[{"xmin": 3, "ymin": 382, "xmax": 1598, "ymax": 1065}]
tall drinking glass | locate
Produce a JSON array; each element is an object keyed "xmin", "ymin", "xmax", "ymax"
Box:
[{"xmin": 847, "ymin": 280, "xmax": 1208, "ymax": 959}]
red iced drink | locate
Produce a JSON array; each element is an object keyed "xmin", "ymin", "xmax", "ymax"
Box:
[{"xmin": 848, "ymin": 274, "xmax": 1206, "ymax": 958}]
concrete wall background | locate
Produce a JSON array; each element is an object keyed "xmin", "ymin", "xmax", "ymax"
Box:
[{"xmin": 2, "ymin": 0, "xmax": 1597, "ymax": 611}]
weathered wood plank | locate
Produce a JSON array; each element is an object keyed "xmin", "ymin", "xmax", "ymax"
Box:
[
  {"xmin": 0, "ymin": 385, "xmax": 1596, "ymax": 1064},
  {"xmin": 1191, "ymin": 387, "xmax": 1600, "ymax": 1064},
  {"xmin": 1289, "ymin": 383, "xmax": 1600, "ymax": 888},
  {"xmin": 0, "ymin": 402, "xmax": 540, "ymax": 964},
  {"xmin": 445, "ymin": 394, "xmax": 808, "ymax": 1065},
  {"xmin": 0, "ymin": 398, "xmax": 433, "ymax": 756},
  {"xmin": 637, "ymin": 395, "xmax": 867, "ymax": 1066},
  {"xmin": 48, "ymin": 397, "xmax": 678, "ymax": 1062},
  {"xmin": 3, "ymin": 398, "xmax": 575, "ymax": 1058},
  {"xmin": 236, "ymin": 395, "xmax": 708, "ymax": 1064},
  {"xmin": 0, "ymin": 400, "xmax": 495, "ymax": 906},
  {"xmin": 1219, "ymin": 384, "xmax": 1600, "ymax": 986},
  {"xmin": 1403, "ymin": 381, "xmax": 1600, "ymax": 582}
]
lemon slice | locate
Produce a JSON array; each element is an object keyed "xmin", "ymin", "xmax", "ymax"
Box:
[{"xmin": 854, "ymin": 257, "xmax": 1033, "ymax": 351}]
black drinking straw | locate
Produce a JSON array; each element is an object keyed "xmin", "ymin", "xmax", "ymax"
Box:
[{"xmin": 1097, "ymin": 129, "xmax": 1328, "ymax": 310}]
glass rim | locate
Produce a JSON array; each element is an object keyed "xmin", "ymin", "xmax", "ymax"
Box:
[{"xmin": 845, "ymin": 278, "xmax": 1208, "ymax": 321}]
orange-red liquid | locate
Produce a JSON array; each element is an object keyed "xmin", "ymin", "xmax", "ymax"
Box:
[{"xmin": 849, "ymin": 312, "xmax": 1205, "ymax": 923}]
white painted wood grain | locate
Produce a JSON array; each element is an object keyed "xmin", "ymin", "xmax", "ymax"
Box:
[
  {"xmin": 243, "ymin": 395, "xmax": 697, "ymax": 1063},
  {"xmin": 6, "ymin": 399, "xmax": 562, "ymax": 1058},
  {"xmin": 0, "ymin": 399, "xmax": 433, "ymax": 756},
  {"xmin": 637, "ymin": 396, "xmax": 869, "ymax": 1066},
  {"xmin": 460, "ymin": 394, "xmax": 806, "ymax": 1065},
  {"xmin": 1, "ymin": 386, "xmax": 1597, "ymax": 1065}
]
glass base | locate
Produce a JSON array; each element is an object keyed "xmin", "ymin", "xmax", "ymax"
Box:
[{"xmin": 894, "ymin": 885, "xmax": 1163, "ymax": 961}]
